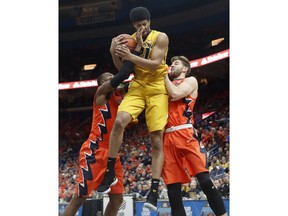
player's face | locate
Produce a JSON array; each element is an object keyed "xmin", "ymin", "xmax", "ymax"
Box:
[
  {"xmin": 169, "ymin": 60, "xmax": 184, "ymax": 79},
  {"xmin": 133, "ymin": 20, "xmax": 151, "ymax": 38}
]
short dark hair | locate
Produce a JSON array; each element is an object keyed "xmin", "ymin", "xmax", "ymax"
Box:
[
  {"xmin": 171, "ymin": 56, "xmax": 191, "ymax": 77},
  {"xmin": 130, "ymin": 6, "xmax": 151, "ymax": 23},
  {"xmin": 97, "ymin": 72, "xmax": 113, "ymax": 86}
]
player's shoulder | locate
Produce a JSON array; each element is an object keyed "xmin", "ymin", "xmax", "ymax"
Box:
[
  {"xmin": 155, "ymin": 31, "xmax": 169, "ymax": 45},
  {"xmin": 185, "ymin": 76, "xmax": 198, "ymax": 86},
  {"xmin": 152, "ymin": 29, "xmax": 168, "ymax": 37},
  {"xmin": 158, "ymin": 31, "xmax": 168, "ymax": 38},
  {"xmin": 186, "ymin": 76, "xmax": 197, "ymax": 82}
]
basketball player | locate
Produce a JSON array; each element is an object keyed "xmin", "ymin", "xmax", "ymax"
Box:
[
  {"xmin": 162, "ymin": 56, "xmax": 227, "ymax": 216},
  {"xmin": 96, "ymin": 6, "xmax": 169, "ymax": 211},
  {"xmin": 62, "ymin": 72, "xmax": 125, "ymax": 216}
]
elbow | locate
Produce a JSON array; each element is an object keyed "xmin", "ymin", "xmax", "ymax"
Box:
[
  {"xmin": 95, "ymin": 95, "xmax": 106, "ymax": 106},
  {"xmin": 153, "ymin": 60, "xmax": 163, "ymax": 70},
  {"xmin": 169, "ymin": 91, "xmax": 182, "ymax": 101},
  {"xmin": 170, "ymin": 94, "xmax": 179, "ymax": 101},
  {"xmin": 149, "ymin": 60, "xmax": 163, "ymax": 70},
  {"xmin": 95, "ymin": 100, "xmax": 104, "ymax": 106}
]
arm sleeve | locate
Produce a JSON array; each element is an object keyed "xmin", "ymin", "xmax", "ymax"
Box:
[
  {"xmin": 110, "ymin": 60, "xmax": 134, "ymax": 88},
  {"xmin": 109, "ymin": 50, "xmax": 141, "ymax": 88}
]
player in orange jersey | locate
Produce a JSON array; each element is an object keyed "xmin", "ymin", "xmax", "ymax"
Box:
[
  {"xmin": 62, "ymin": 72, "xmax": 126, "ymax": 216},
  {"xmin": 162, "ymin": 56, "xmax": 227, "ymax": 216},
  {"xmin": 96, "ymin": 6, "xmax": 169, "ymax": 212}
]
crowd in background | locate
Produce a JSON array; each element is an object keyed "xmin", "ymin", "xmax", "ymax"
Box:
[{"xmin": 59, "ymin": 83, "xmax": 230, "ymax": 203}]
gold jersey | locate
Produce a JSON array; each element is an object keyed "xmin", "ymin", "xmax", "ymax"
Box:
[{"xmin": 131, "ymin": 30, "xmax": 168, "ymax": 83}]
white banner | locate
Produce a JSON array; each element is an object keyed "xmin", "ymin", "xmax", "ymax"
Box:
[{"xmin": 59, "ymin": 49, "xmax": 230, "ymax": 90}]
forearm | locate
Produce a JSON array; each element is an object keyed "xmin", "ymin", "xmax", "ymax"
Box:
[
  {"xmin": 129, "ymin": 54, "xmax": 161, "ymax": 71},
  {"xmin": 111, "ymin": 43, "xmax": 141, "ymax": 70},
  {"xmin": 110, "ymin": 60, "xmax": 134, "ymax": 88},
  {"xmin": 111, "ymin": 53, "xmax": 123, "ymax": 71},
  {"xmin": 165, "ymin": 75, "xmax": 183, "ymax": 100},
  {"xmin": 110, "ymin": 50, "xmax": 141, "ymax": 88},
  {"xmin": 165, "ymin": 75, "xmax": 176, "ymax": 96},
  {"xmin": 95, "ymin": 82, "xmax": 114, "ymax": 106}
]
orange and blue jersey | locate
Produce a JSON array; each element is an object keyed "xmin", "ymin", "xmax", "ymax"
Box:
[
  {"xmin": 162, "ymin": 78, "xmax": 208, "ymax": 185},
  {"xmin": 76, "ymin": 92, "xmax": 124, "ymax": 197},
  {"xmin": 166, "ymin": 79, "xmax": 197, "ymax": 129}
]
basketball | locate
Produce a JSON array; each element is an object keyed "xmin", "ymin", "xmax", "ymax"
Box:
[{"xmin": 118, "ymin": 33, "xmax": 137, "ymax": 51}]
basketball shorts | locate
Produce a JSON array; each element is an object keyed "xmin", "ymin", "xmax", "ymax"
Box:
[
  {"xmin": 75, "ymin": 140, "xmax": 124, "ymax": 197},
  {"xmin": 118, "ymin": 79, "xmax": 168, "ymax": 132},
  {"xmin": 162, "ymin": 127, "xmax": 208, "ymax": 185}
]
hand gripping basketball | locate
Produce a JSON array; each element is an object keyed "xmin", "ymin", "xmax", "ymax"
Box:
[{"xmin": 117, "ymin": 34, "xmax": 137, "ymax": 51}]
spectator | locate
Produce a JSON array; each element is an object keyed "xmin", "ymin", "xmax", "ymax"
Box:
[
  {"xmin": 219, "ymin": 174, "xmax": 230, "ymax": 198},
  {"xmin": 187, "ymin": 179, "xmax": 201, "ymax": 200},
  {"xmin": 209, "ymin": 161, "xmax": 220, "ymax": 180},
  {"xmin": 158, "ymin": 181, "xmax": 168, "ymax": 199}
]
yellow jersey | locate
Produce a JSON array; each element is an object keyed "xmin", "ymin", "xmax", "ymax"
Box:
[{"xmin": 131, "ymin": 30, "xmax": 168, "ymax": 83}]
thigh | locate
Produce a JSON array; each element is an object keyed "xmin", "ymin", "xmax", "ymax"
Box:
[
  {"xmin": 162, "ymin": 133, "xmax": 191, "ymax": 185},
  {"xmin": 118, "ymin": 81, "xmax": 145, "ymax": 121},
  {"xmin": 181, "ymin": 129, "xmax": 208, "ymax": 176},
  {"xmin": 76, "ymin": 143, "xmax": 108, "ymax": 197},
  {"xmin": 145, "ymin": 93, "xmax": 168, "ymax": 132}
]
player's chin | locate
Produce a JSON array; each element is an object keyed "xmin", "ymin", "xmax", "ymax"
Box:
[{"xmin": 168, "ymin": 74, "xmax": 174, "ymax": 80}]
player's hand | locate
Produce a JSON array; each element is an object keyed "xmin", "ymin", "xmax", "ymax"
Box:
[
  {"xmin": 115, "ymin": 44, "xmax": 132, "ymax": 60},
  {"xmin": 115, "ymin": 34, "xmax": 128, "ymax": 46},
  {"xmin": 111, "ymin": 35, "xmax": 130, "ymax": 54},
  {"xmin": 110, "ymin": 37, "xmax": 117, "ymax": 53},
  {"xmin": 135, "ymin": 26, "xmax": 144, "ymax": 51}
]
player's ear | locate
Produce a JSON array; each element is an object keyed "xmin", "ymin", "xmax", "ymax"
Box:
[{"xmin": 183, "ymin": 66, "xmax": 188, "ymax": 73}]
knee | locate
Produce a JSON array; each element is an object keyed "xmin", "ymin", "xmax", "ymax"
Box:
[
  {"xmin": 113, "ymin": 117, "xmax": 126, "ymax": 132},
  {"xmin": 196, "ymin": 172, "xmax": 216, "ymax": 195},
  {"xmin": 150, "ymin": 131, "xmax": 163, "ymax": 151},
  {"xmin": 196, "ymin": 172, "xmax": 211, "ymax": 188}
]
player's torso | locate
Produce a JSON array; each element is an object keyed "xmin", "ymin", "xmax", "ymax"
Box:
[
  {"xmin": 132, "ymin": 30, "xmax": 168, "ymax": 85},
  {"xmin": 166, "ymin": 79, "xmax": 197, "ymax": 128},
  {"xmin": 88, "ymin": 93, "xmax": 120, "ymax": 144}
]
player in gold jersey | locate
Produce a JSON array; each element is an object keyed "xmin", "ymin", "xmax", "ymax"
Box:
[{"xmin": 96, "ymin": 6, "xmax": 169, "ymax": 211}]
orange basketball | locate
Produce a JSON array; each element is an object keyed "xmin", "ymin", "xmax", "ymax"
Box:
[{"xmin": 118, "ymin": 34, "xmax": 137, "ymax": 51}]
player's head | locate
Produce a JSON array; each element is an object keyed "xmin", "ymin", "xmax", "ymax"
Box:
[
  {"xmin": 130, "ymin": 6, "xmax": 151, "ymax": 38},
  {"xmin": 97, "ymin": 72, "xmax": 113, "ymax": 86},
  {"xmin": 130, "ymin": 6, "xmax": 150, "ymax": 23},
  {"xmin": 170, "ymin": 56, "xmax": 191, "ymax": 79}
]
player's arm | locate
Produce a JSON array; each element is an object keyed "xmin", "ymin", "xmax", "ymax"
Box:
[
  {"xmin": 95, "ymin": 39, "xmax": 142, "ymax": 106},
  {"xmin": 165, "ymin": 75, "xmax": 198, "ymax": 101},
  {"xmin": 109, "ymin": 35, "xmax": 143, "ymax": 89},
  {"xmin": 95, "ymin": 81, "xmax": 112, "ymax": 106},
  {"xmin": 117, "ymin": 32, "xmax": 169, "ymax": 70},
  {"xmin": 111, "ymin": 33, "xmax": 143, "ymax": 70},
  {"xmin": 110, "ymin": 37, "xmax": 124, "ymax": 71}
]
